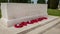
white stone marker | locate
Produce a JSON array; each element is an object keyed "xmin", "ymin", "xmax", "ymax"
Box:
[{"xmin": 1, "ymin": 3, "xmax": 48, "ymax": 27}]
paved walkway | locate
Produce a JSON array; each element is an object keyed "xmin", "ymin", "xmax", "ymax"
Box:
[{"xmin": 43, "ymin": 22, "xmax": 60, "ymax": 34}]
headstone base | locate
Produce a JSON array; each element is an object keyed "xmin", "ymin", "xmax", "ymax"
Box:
[{"xmin": 0, "ymin": 16, "xmax": 60, "ymax": 34}]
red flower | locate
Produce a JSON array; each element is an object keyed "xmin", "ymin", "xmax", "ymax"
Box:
[
  {"xmin": 14, "ymin": 17, "xmax": 47, "ymax": 28},
  {"xmin": 21, "ymin": 22, "xmax": 27, "ymax": 26},
  {"xmin": 14, "ymin": 23, "xmax": 23, "ymax": 28},
  {"xmin": 31, "ymin": 19, "xmax": 38, "ymax": 23},
  {"xmin": 14, "ymin": 22, "xmax": 28, "ymax": 28},
  {"xmin": 42, "ymin": 17, "xmax": 47, "ymax": 19},
  {"xmin": 26, "ymin": 21, "xmax": 30, "ymax": 24},
  {"xmin": 27, "ymin": 19, "xmax": 38, "ymax": 24},
  {"xmin": 30, "ymin": 20, "xmax": 35, "ymax": 24},
  {"xmin": 37, "ymin": 17, "xmax": 47, "ymax": 21},
  {"xmin": 38, "ymin": 18, "xmax": 43, "ymax": 21},
  {"xmin": 27, "ymin": 21, "xmax": 32, "ymax": 24}
]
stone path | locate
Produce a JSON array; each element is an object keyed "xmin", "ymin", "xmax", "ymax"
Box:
[{"xmin": 43, "ymin": 22, "xmax": 60, "ymax": 34}]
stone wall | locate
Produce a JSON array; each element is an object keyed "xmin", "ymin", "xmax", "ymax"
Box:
[{"xmin": 1, "ymin": 3, "xmax": 48, "ymax": 27}]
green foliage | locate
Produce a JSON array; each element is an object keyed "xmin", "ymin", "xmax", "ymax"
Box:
[
  {"xmin": 10, "ymin": 0, "xmax": 28, "ymax": 3},
  {"xmin": 0, "ymin": 0, "xmax": 8, "ymax": 3},
  {"xmin": 0, "ymin": 0, "xmax": 45, "ymax": 3},
  {"xmin": 48, "ymin": 0, "xmax": 59, "ymax": 9},
  {"xmin": 38, "ymin": 0, "xmax": 45, "ymax": 4},
  {"xmin": 0, "ymin": 0, "xmax": 30, "ymax": 3}
]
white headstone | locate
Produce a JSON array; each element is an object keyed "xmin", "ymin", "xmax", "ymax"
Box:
[{"xmin": 1, "ymin": 3, "xmax": 48, "ymax": 27}]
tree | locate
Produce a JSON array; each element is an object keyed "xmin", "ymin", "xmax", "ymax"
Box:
[
  {"xmin": 9, "ymin": 0, "xmax": 28, "ymax": 3},
  {"xmin": 48, "ymin": 0, "xmax": 59, "ymax": 9},
  {"xmin": 0, "ymin": 0, "xmax": 8, "ymax": 3},
  {"xmin": 38, "ymin": 0, "xmax": 45, "ymax": 4}
]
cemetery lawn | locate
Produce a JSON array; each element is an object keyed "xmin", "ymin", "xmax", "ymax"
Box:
[
  {"xmin": 48, "ymin": 9, "xmax": 60, "ymax": 16},
  {"xmin": 0, "ymin": 9, "xmax": 60, "ymax": 18}
]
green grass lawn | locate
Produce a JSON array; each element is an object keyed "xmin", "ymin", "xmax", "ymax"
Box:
[
  {"xmin": 0, "ymin": 9, "xmax": 60, "ymax": 18},
  {"xmin": 47, "ymin": 9, "xmax": 60, "ymax": 16}
]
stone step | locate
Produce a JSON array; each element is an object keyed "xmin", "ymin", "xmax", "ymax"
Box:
[
  {"xmin": 43, "ymin": 22, "xmax": 60, "ymax": 34},
  {"xmin": 0, "ymin": 16, "xmax": 60, "ymax": 34},
  {"xmin": 26, "ymin": 18, "xmax": 60, "ymax": 34}
]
